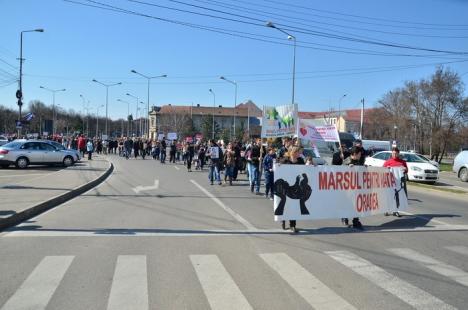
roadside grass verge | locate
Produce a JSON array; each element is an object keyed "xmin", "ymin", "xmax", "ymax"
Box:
[
  {"xmin": 408, "ymin": 181, "xmax": 467, "ymax": 194},
  {"xmin": 438, "ymin": 163, "xmax": 453, "ymax": 172}
]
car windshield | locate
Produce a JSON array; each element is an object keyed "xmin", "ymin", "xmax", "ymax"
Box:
[
  {"xmin": 1, "ymin": 141, "xmax": 23, "ymax": 149},
  {"xmin": 49, "ymin": 141, "xmax": 65, "ymax": 150},
  {"xmin": 401, "ymin": 153, "xmax": 426, "ymax": 163}
]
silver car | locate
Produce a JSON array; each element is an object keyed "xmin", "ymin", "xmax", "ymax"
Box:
[
  {"xmin": 0, "ymin": 135, "xmax": 8, "ymax": 146},
  {"xmin": 0, "ymin": 140, "xmax": 79, "ymax": 169},
  {"xmin": 453, "ymin": 150, "xmax": 468, "ymax": 182}
]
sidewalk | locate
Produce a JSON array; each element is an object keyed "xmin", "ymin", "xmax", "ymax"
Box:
[{"xmin": 0, "ymin": 156, "xmax": 113, "ymax": 230}]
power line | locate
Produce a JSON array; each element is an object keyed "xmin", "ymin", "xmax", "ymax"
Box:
[
  {"xmin": 259, "ymin": 0, "xmax": 468, "ymax": 29},
  {"xmin": 66, "ymin": 0, "xmax": 468, "ymax": 59},
  {"xmin": 0, "ymin": 58, "xmax": 18, "ymax": 70},
  {"xmin": 196, "ymin": 0, "xmax": 468, "ymax": 39},
  {"xmin": 128, "ymin": 0, "xmax": 468, "ymax": 55}
]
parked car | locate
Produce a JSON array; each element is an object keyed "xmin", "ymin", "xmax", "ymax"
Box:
[
  {"xmin": 365, "ymin": 151, "xmax": 439, "ymax": 183},
  {"xmin": 48, "ymin": 140, "xmax": 81, "ymax": 161},
  {"xmin": 0, "ymin": 136, "xmax": 8, "ymax": 146},
  {"xmin": 453, "ymin": 150, "xmax": 468, "ymax": 182},
  {"xmin": 0, "ymin": 139, "xmax": 79, "ymax": 169},
  {"xmin": 415, "ymin": 153, "xmax": 440, "ymax": 169}
]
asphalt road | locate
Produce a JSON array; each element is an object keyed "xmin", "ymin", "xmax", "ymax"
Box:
[
  {"xmin": 438, "ymin": 171, "xmax": 468, "ymax": 190},
  {"xmin": 1, "ymin": 155, "xmax": 467, "ymax": 310}
]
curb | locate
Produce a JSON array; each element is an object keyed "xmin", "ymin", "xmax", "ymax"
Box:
[{"xmin": 0, "ymin": 161, "xmax": 114, "ymax": 231}]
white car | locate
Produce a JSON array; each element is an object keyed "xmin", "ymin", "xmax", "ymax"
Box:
[
  {"xmin": 453, "ymin": 150, "xmax": 468, "ymax": 182},
  {"xmin": 365, "ymin": 151, "xmax": 439, "ymax": 183}
]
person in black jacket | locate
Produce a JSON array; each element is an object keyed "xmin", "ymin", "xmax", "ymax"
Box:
[
  {"xmin": 341, "ymin": 146, "xmax": 364, "ymax": 229},
  {"xmin": 332, "ymin": 144, "xmax": 350, "ymax": 165},
  {"xmin": 160, "ymin": 138, "xmax": 167, "ymax": 163},
  {"xmin": 278, "ymin": 145, "xmax": 305, "ymax": 233}
]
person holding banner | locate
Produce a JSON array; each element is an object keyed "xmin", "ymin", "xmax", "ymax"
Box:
[
  {"xmin": 383, "ymin": 147, "xmax": 408, "ymax": 199},
  {"xmin": 341, "ymin": 146, "xmax": 364, "ymax": 229},
  {"xmin": 263, "ymin": 147, "xmax": 276, "ymax": 200},
  {"xmin": 278, "ymin": 145, "xmax": 305, "ymax": 233},
  {"xmin": 207, "ymin": 139, "xmax": 222, "ymax": 185}
]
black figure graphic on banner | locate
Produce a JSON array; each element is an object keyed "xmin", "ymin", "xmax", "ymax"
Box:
[{"xmin": 274, "ymin": 173, "xmax": 312, "ymax": 216}]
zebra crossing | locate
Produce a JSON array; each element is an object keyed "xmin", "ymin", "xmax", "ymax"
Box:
[{"xmin": 1, "ymin": 246, "xmax": 468, "ymax": 310}]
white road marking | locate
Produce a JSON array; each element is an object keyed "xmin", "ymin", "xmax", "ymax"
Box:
[
  {"xmin": 1, "ymin": 256, "xmax": 74, "ymax": 310},
  {"xmin": 107, "ymin": 255, "xmax": 148, "ymax": 310},
  {"xmin": 0, "ymin": 173, "xmax": 48, "ymax": 178},
  {"xmin": 326, "ymin": 250, "xmax": 455, "ymax": 310},
  {"xmin": 190, "ymin": 179, "xmax": 256, "ymax": 231},
  {"xmin": 190, "ymin": 255, "xmax": 253, "ymax": 310},
  {"xmin": 132, "ymin": 179, "xmax": 159, "ymax": 193},
  {"xmin": 260, "ymin": 253, "xmax": 356, "ymax": 310},
  {"xmin": 445, "ymin": 246, "xmax": 468, "ymax": 256},
  {"xmin": 389, "ymin": 248, "xmax": 468, "ymax": 287},
  {"xmin": 398, "ymin": 211, "xmax": 453, "ymax": 226},
  {"xmin": 3, "ymin": 224, "xmax": 468, "ymax": 238},
  {"xmin": 174, "ymin": 166, "xmax": 180, "ymax": 170}
]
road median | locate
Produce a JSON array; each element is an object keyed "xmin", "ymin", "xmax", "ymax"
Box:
[{"xmin": 0, "ymin": 157, "xmax": 114, "ymax": 231}]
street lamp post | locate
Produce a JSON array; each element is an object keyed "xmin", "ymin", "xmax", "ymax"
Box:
[
  {"xmin": 80, "ymin": 94, "xmax": 91, "ymax": 136},
  {"xmin": 39, "ymin": 86, "xmax": 66, "ymax": 136},
  {"xmin": 209, "ymin": 89, "xmax": 216, "ymax": 140},
  {"xmin": 266, "ymin": 22, "xmax": 296, "ymax": 106},
  {"xmin": 96, "ymin": 105, "xmax": 104, "ymax": 138},
  {"xmin": 18, "ymin": 28, "xmax": 43, "ymax": 136},
  {"xmin": 220, "ymin": 76, "xmax": 238, "ymax": 140},
  {"xmin": 117, "ymin": 99, "xmax": 131, "ymax": 137},
  {"xmin": 131, "ymin": 70, "xmax": 167, "ymax": 138},
  {"xmin": 126, "ymin": 93, "xmax": 139, "ymax": 136},
  {"xmin": 92, "ymin": 79, "xmax": 121, "ymax": 137},
  {"xmin": 337, "ymin": 94, "xmax": 347, "ymax": 132}
]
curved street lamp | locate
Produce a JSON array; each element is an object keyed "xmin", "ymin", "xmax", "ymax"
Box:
[
  {"xmin": 92, "ymin": 79, "xmax": 121, "ymax": 137},
  {"xmin": 131, "ymin": 69, "xmax": 167, "ymax": 138},
  {"xmin": 209, "ymin": 89, "xmax": 216, "ymax": 139},
  {"xmin": 266, "ymin": 21, "xmax": 296, "ymax": 106},
  {"xmin": 39, "ymin": 86, "xmax": 66, "ymax": 136}
]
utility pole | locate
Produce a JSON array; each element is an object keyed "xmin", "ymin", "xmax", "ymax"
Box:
[{"xmin": 360, "ymin": 98, "xmax": 364, "ymax": 139}]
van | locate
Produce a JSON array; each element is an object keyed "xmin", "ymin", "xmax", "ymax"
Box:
[
  {"xmin": 362, "ymin": 140, "xmax": 391, "ymax": 156},
  {"xmin": 453, "ymin": 150, "xmax": 468, "ymax": 182}
]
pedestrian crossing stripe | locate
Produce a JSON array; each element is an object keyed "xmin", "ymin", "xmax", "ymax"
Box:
[
  {"xmin": 260, "ymin": 253, "xmax": 356, "ymax": 310},
  {"xmin": 325, "ymin": 250, "xmax": 456, "ymax": 310},
  {"xmin": 388, "ymin": 248, "xmax": 468, "ymax": 287},
  {"xmin": 1, "ymin": 250, "xmax": 465, "ymax": 310},
  {"xmin": 1, "ymin": 256, "xmax": 74, "ymax": 310},
  {"xmin": 190, "ymin": 255, "xmax": 253, "ymax": 310},
  {"xmin": 107, "ymin": 255, "xmax": 149, "ymax": 310}
]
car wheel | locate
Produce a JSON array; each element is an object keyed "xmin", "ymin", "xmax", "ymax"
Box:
[
  {"xmin": 63, "ymin": 156, "xmax": 74, "ymax": 167},
  {"xmin": 1, "ymin": 164, "xmax": 9, "ymax": 169},
  {"xmin": 460, "ymin": 167, "xmax": 468, "ymax": 182},
  {"xmin": 15, "ymin": 157, "xmax": 29, "ymax": 169}
]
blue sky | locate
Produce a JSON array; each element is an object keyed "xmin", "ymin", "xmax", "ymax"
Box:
[{"xmin": 1, "ymin": 0, "xmax": 468, "ymax": 120}]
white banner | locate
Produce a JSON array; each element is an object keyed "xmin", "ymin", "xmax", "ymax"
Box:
[
  {"xmin": 298, "ymin": 120, "xmax": 340, "ymax": 143},
  {"xmin": 158, "ymin": 133, "xmax": 165, "ymax": 141},
  {"xmin": 167, "ymin": 132, "xmax": 177, "ymax": 140},
  {"xmin": 261, "ymin": 104, "xmax": 298, "ymax": 138},
  {"xmin": 273, "ymin": 165, "xmax": 407, "ymax": 221}
]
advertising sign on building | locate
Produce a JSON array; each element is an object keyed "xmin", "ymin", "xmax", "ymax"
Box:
[
  {"xmin": 273, "ymin": 165, "xmax": 407, "ymax": 221},
  {"xmin": 261, "ymin": 104, "xmax": 298, "ymax": 138}
]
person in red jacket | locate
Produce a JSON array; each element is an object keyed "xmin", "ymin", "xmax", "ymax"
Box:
[
  {"xmin": 383, "ymin": 147, "xmax": 408, "ymax": 216},
  {"xmin": 77, "ymin": 134, "xmax": 86, "ymax": 158},
  {"xmin": 383, "ymin": 147, "xmax": 408, "ymax": 172}
]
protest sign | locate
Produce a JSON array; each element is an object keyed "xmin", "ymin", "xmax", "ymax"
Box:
[
  {"xmin": 261, "ymin": 104, "xmax": 298, "ymax": 138},
  {"xmin": 273, "ymin": 165, "xmax": 407, "ymax": 221},
  {"xmin": 298, "ymin": 120, "xmax": 340, "ymax": 143}
]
